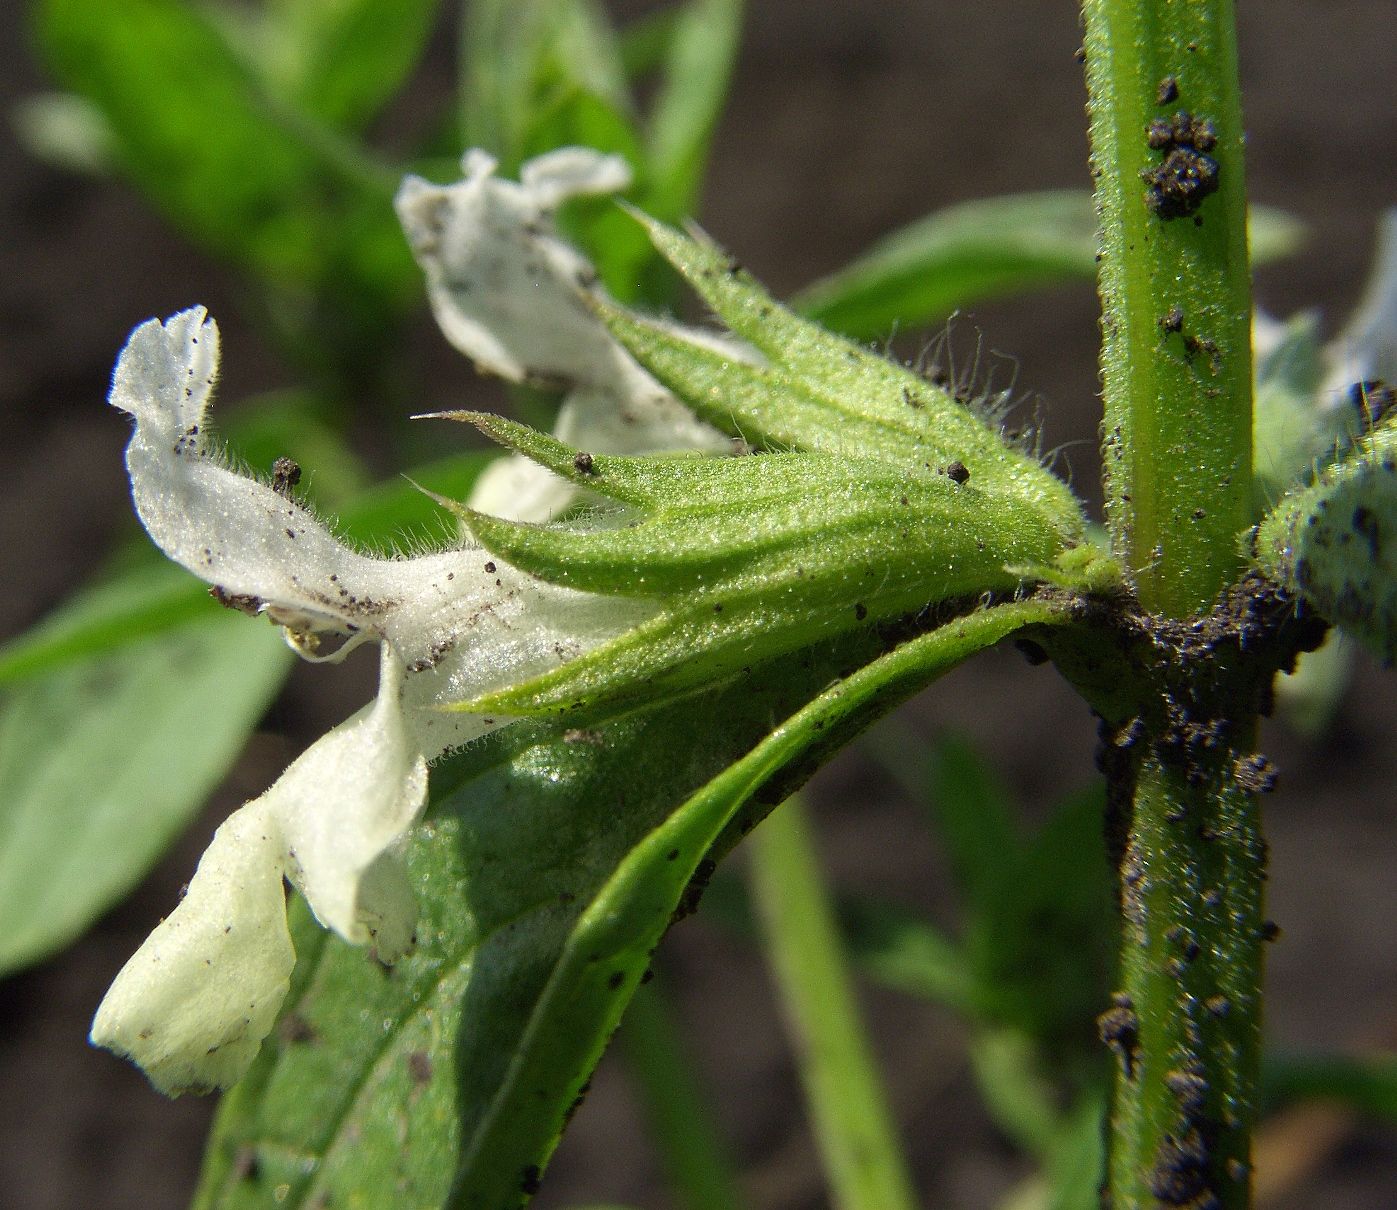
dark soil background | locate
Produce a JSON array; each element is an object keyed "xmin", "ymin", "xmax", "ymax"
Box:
[{"xmin": 2, "ymin": 2, "xmax": 1396, "ymax": 1207}]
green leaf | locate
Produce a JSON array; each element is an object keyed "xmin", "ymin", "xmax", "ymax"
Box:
[
  {"xmin": 460, "ymin": 0, "xmax": 632, "ymax": 172},
  {"xmin": 925, "ymin": 732, "xmax": 1020, "ymax": 913},
  {"xmin": 35, "ymin": 0, "xmax": 399, "ymax": 284},
  {"xmin": 598, "ymin": 210, "xmax": 1085, "ymax": 532},
  {"xmin": 619, "ymin": 974, "xmax": 743, "ymax": 1210},
  {"xmin": 1252, "ymin": 312, "xmax": 1332, "ymax": 506},
  {"xmin": 1253, "ymin": 418, "xmax": 1397, "ymax": 661},
  {"xmin": 967, "ymin": 783, "xmax": 1115, "ymax": 1044},
  {"xmin": 0, "ymin": 613, "xmax": 292, "ymax": 976},
  {"xmin": 795, "ymin": 192, "xmax": 1101, "ymax": 342},
  {"xmin": 640, "ymin": 0, "xmax": 743, "ymax": 222},
  {"xmin": 791, "ymin": 193, "xmax": 1303, "ymax": 342},
  {"xmin": 698, "ymin": 868, "xmax": 975, "ymax": 1012},
  {"xmin": 193, "ymin": 598, "xmax": 1068, "ymax": 1209},
  {"xmin": 252, "ymin": 0, "xmax": 443, "ymax": 132},
  {"xmin": 436, "ymin": 414, "xmax": 1073, "ymax": 718},
  {"xmin": 747, "ymin": 798, "xmax": 919, "ymax": 1210},
  {"xmin": 1263, "ymin": 1053, "xmax": 1397, "ymax": 1120},
  {"xmin": 0, "ymin": 450, "xmax": 490, "ymax": 683}
]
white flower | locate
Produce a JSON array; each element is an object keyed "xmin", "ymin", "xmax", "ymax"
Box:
[
  {"xmin": 91, "ymin": 308, "xmax": 651, "ymax": 1094},
  {"xmin": 94, "ymin": 147, "xmax": 738, "ymax": 1095},
  {"xmin": 396, "ymin": 148, "xmax": 731, "ymax": 522}
]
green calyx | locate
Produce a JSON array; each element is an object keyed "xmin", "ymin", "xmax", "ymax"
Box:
[
  {"xmin": 596, "ymin": 206, "xmax": 1086, "ymax": 538},
  {"xmin": 421, "ymin": 208, "xmax": 1106, "ymax": 720},
  {"xmin": 432, "ymin": 412, "xmax": 1082, "ymax": 718},
  {"xmin": 1253, "ymin": 418, "xmax": 1397, "ymax": 660}
]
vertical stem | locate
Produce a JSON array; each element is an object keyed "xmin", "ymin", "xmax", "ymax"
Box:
[
  {"xmin": 747, "ymin": 796, "xmax": 919, "ymax": 1210},
  {"xmin": 1082, "ymin": 2, "xmax": 1267, "ymax": 1206},
  {"xmin": 1106, "ymin": 744, "xmax": 1265, "ymax": 1209},
  {"xmin": 1084, "ymin": 0, "xmax": 1254, "ymax": 616},
  {"xmin": 620, "ymin": 972, "xmax": 746, "ymax": 1210}
]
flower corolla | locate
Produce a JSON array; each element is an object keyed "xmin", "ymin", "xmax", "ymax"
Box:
[{"xmin": 92, "ymin": 146, "xmax": 730, "ymax": 1094}]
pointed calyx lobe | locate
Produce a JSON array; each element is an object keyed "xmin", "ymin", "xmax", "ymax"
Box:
[{"xmin": 433, "ymin": 212, "xmax": 1097, "ymax": 719}]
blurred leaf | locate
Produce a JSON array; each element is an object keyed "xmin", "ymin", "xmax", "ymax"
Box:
[
  {"xmin": 794, "ymin": 192, "xmax": 1100, "ymax": 340},
  {"xmin": 35, "ymin": 0, "xmax": 401, "ymax": 285},
  {"xmin": 700, "ymin": 867, "xmax": 974, "ymax": 1012},
  {"xmin": 748, "ymin": 798, "xmax": 919, "ymax": 1210},
  {"xmin": 1263, "ymin": 1053, "xmax": 1397, "ymax": 1120},
  {"xmin": 461, "ymin": 0, "xmax": 631, "ymax": 171},
  {"xmin": 1252, "ymin": 311, "xmax": 1330, "ymax": 506},
  {"xmin": 620, "ymin": 974, "xmax": 743, "ymax": 1210},
  {"xmin": 1042, "ymin": 1092, "xmax": 1106, "ymax": 1210},
  {"xmin": 968, "ymin": 1026, "xmax": 1061, "ymax": 1157},
  {"xmin": 0, "ymin": 613, "xmax": 291, "ymax": 975},
  {"xmin": 926, "ymin": 732, "xmax": 1020, "ymax": 912},
  {"xmin": 793, "ymin": 194, "xmax": 1303, "ymax": 341},
  {"xmin": 1273, "ymin": 629, "xmax": 1351, "ymax": 737},
  {"xmin": 618, "ymin": 5, "xmax": 681, "ymax": 79},
  {"xmin": 641, "ymin": 0, "xmax": 742, "ymax": 222},
  {"xmin": 252, "ymin": 0, "xmax": 444, "ymax": 132},
  {"xmin": 193, "ymin": 600, "xmax": 1064, "ymax": 1207},
  {"xmin": 834, "ymin": 894, "xmax": 974, "ymax": 1010},
  {"xmin": 0, "ymin": 450, "xmax": 490, "ymax": 684},
  {"xmin": 968, "ymin": 783, "xmax": 1115, "ymax": 1045}
]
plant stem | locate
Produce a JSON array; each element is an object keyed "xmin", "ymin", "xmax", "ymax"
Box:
[
  {"xmin": 1082, "ymin": 2, "xmax": 1268, "ymax": 1205},
  {"xmin": 1104, "ymin": 744, "xmax": 1265, "ymax": 1209},
  {"xmin": 619, "ymin": 972, "xmax": 745, "ymax": 1210},
  {"xmin": 1084, "ymin": 0, "xmax": 1253, "ymax": 616},
  {"xmin": 746, "ymin": 795, "xmax": 918, "ymax": 1210}
]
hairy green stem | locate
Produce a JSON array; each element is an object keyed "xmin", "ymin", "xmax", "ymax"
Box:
[
  {"xmin": 619, "ymin": 972, "xmax": 745, "ymax": 1210},
  {"xmin": 747, "ymin": 795, "xmax": 918, "ymax": 1210},
  {"xmin": 1083, "ymin": 1, "xmax": 1265, "ymax": 1205},
  {"xmin": 1104, "ymin": 747, "xmax": 1264, "ymax": 1208},
  {"xmin": 1084, "ymin": 0, "xmax": 1253, "ymax": 616}
]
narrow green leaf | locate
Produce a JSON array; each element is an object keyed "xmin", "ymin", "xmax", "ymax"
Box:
[
  {"xmin": 926, "ymin": 733, "xmax": 1021, "ymax": 913},
  {"xmin": 460, "ymin": 0, "xmax": 633, "ymax": 172},
  {"xmin": 796, "ymin": 192, "xmax": 1100, "ymax": 341},
  {"xmin": 1263, "ymin": 1053, "xmax": 1397, "ymax": 1120},
  {"xmin": 193, "ymin": 599, "xmax": 1069, "ymax": 1209},
  {"xmin": 748, "ymin": 797, "xmax": 919, "ymax": 1210},
  {"xmin": 1042, "ymin": 1093, "xmax": 1108, "ymax": 1210},
  {"xmin": 697, "ymin": 871, "xmax": 975, "ymax": 1012},
  {"xmin": 641, "ymin": 0, "xmax": 743, "ymax": 222},
  {"xmin": 257, "ymin": 0, "xmax": 444, "ymax": 132},
  {"xmin": 619, "ymin": 974, "xmax": 744, "ymax": 1210},
  {"xmin": 967, "ymin": 784, "xmax": 1115, "ymax": 1044},
  {"xmin": 1252, "ymin": 312, "xmax": 1333, "ymax": 507},
  {"xmin": 0, "ymin": 614, "xmax": 291, "ymax": 975},
  {"xmin": 967, "ymin": 1026, "xmax": 1062, "ymax": 1158},
  {"xmin": 793, "ymin": 193, "xmax": 1302, "ymax": 341},
  {"xmin": 35, "ymin": 0, "xmax": 398, "ymax": 282},
  {"xmin": 602, "ymin": 210, "xmax": 1086, "ymax": 531}
]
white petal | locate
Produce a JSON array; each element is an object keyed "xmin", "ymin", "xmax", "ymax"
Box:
[
  {"xmin": 89, "ymin": 799, "xmax": 294, "ymax": 1096},
  {"xmin": 395, "ymin": 148, "xmax": 642, "ymax": 391},
  {"xmin": 1326, "ymin": 209, "xmax": 1397, "ymax": 393},
  {"xmin": 110, "ymin": 308, "xmax": 387, "ymax": 659},
  {"xmin": 272, "ymin": 646, "xmax": 428, "ymax": 948},
  {"xmin": 110, "ymin": 309, "xmax": 650, "ymax": 683}
]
